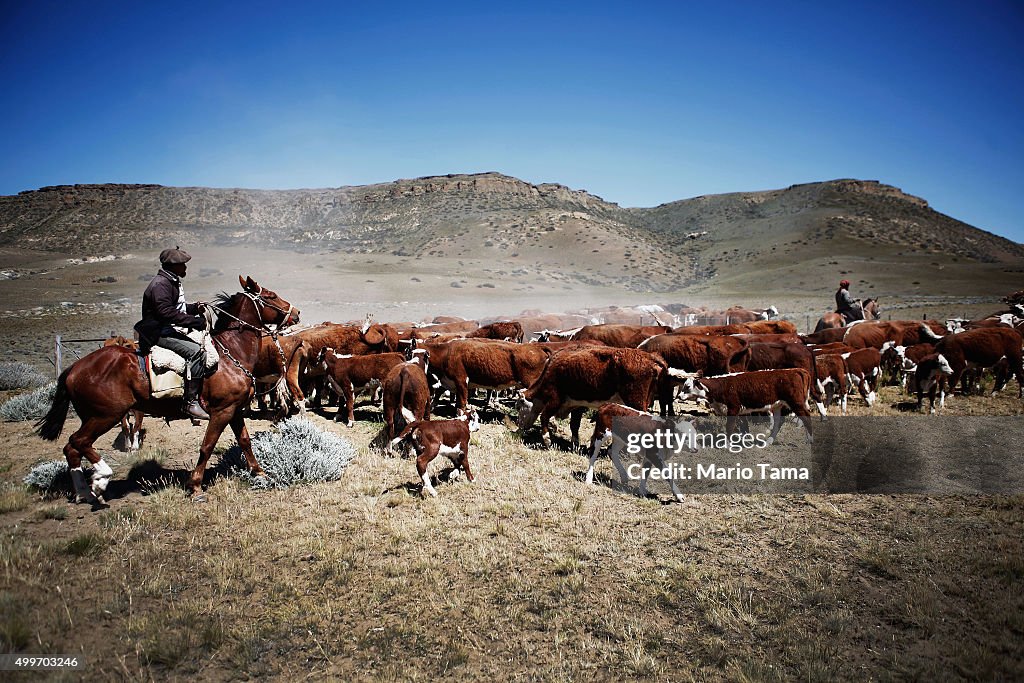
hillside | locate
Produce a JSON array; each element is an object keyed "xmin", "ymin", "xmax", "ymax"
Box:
[{"xmin": 1, "ymin": 173, "xmax": 1021, "ymax": 293}]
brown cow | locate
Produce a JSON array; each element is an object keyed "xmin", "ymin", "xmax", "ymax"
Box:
[
  {"xmin": 732, "ymin": 333, "xmax": 802, "ymax": 344},
  {"xmin": 678, "ymin": 369, "xmax": 814, "ymax": 444},
  {"xmin": 294, "ymin": 321, "xmax": 400, "ymax": 406},
  {"xmin": 421, "ymin": 338, "xmax": 553, "ymax": 411},
  {"xmin": 638, "ymin": 334, "xmax": 750, "ymax": 415},
  {"xmin": 516, "ymin": 347, "xmax": 666, "ymax": 447},
  {"xmin": 741, "ymin": 320, "xmax": 797, "ymax": 335},
  {"xmin": 467, "ymin": 321, "xmax": 525, "ymax": 343},
  {"xmin": 571, "ymin": 324, "xmax": 671, "ymax": 348},
  {"xmin": 844, "ymin": 320, "xmax": 947, "ymax": 349},
  {"xmin": 800, "ymin": 328, "xmax": 849, "ymax": 345},
  {"xmin": 389, "ymin": 409, "xmax": 480, "ymax": 497},
  {"xmin": 382, "ymin": 350, "xmax": 432, "ymax": 446},
  {"xmin": 415, "ymin": 320, "xmax": 480, "ymax": 336},
  {"xmin": 746, "ymin": 342, "xmax": 826, "ymax": 417},
  {"xmin": 926, "ymin": 327, "xmax": 1024, "ymax": 398},
  {"xmin": 841, "ymin": 348, "xmax": 882, "ymax": 406},
  {"xmin": 319, "ymin": 349, "xmax": 406, "ymax": 426}
]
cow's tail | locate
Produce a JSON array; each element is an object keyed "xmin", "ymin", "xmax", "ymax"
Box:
[
  {"xmin": 389, "ymin": 420, "xmax": 421, "ymax": 450},
  {"xmin": 36, "ymin": 367, "xmax": 72, "ymax": 441}
]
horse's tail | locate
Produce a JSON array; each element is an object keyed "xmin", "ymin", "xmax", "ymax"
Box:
[{"xmin": 36, "ymin": 367, "xmax": 72, "ymax": 441}]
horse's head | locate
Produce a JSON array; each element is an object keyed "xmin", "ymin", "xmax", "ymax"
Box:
[
  {"xmin": 863, "ymin": 298, "xmax": 880, "ymax": 319},
  {"xmin": 238, "ymin": 275, "xmax": 301, "ymax": 330}
]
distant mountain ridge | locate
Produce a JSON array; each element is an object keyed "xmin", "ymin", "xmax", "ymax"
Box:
[{"xmin": 1, "ymin": 172, "xmax": 1020, "ymax": 292}]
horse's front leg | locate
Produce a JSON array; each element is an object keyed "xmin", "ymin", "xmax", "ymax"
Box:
[
  {"xmin": 189, "ymin": 410, "xmax": 233, "ymax": 496},
  {"xmin": 229, "ymin": 411, "xmax": 264, "ymax": 477}
]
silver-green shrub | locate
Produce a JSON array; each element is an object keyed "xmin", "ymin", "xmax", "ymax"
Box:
[
  {"xmin": 24, "ymin": 459, "xmax": 71, "ymax": 492},
  {"xmin": 225, "ymin": 417, "xmax": 358, "ymax": 489},
  {"xmin": 0, "ymin": 362, "xmax": 48, "ymax": 391},
  {"xmin": 1, "ymin": 382, "xmax": 57, "ymax": 422}
]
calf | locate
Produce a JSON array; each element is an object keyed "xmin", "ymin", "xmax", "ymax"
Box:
[
  {"xmin": 841, "ymin": 348, "xmax": 882, "ymax": 406},
  {"xmin": 915, "ymin": 354, "xmax": 955, "ymax": 413},
  {"xmin": 678, "ymin": 369, "xmax": 814, "ymax": 444},
  {"xmin": 319, "ymin": 349, "xmax": 406, "ymax": 426},
  {"xmin": 571, "ymin": 323, "xmax": 671, "ymax": 348},
  {"xmin": 390, "ymin": 410, "xmax": 481, "ymax": 497},
  {"xmin": 586, "ymin": 403, "xmax": 696, "ymax": 502},
  {"xmin": 382, "ymin": 350, "xmax": 432, "ymax": 446},
  {"xmin": 814, "ymin": 354, "xmax": 848, "ymax": 414},
  {"xmin": 516, "ymin": 347, "xmax": 666, "ymax": 448}
]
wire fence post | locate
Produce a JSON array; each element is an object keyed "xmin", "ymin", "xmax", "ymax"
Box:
[{"xmin": 54, "ymin": 335, "xmax": 62, "ymax": 380}]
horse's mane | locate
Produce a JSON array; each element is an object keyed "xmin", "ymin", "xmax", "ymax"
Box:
[{"xmin": 212, "ymin": 291, "xmax": 243, "ymax": 332}]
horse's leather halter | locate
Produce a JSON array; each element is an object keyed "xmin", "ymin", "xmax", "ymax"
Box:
[{"xmin": 205, "ymin": 290, "xmax": 297, "ymax": 383}]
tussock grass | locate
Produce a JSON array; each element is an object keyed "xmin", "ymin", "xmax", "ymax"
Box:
[{"xmin": 0, "ymin": 482, "xmax": 32, "ymax": 514}]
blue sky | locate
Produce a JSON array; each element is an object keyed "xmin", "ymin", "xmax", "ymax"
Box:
[{"xmin": 2, "ymin": 1, "xmax": 1022, "ymax": 242}]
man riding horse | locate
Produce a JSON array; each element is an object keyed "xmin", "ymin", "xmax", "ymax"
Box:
[
  {"xmin": 134, "ymin": 247, "xmax": 211, "ymax": 420},
  {"xmin": 835, "ymin": 279, "xmax": 863, "ymax": 324}
]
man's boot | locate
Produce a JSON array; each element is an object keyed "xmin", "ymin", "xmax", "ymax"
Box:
[{"xmin": 184, "ymin": 376, "xmax": 210, "ymax": 421}]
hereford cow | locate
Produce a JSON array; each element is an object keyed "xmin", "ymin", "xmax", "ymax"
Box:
[
  {"xmin": 516, "ymin": 347, "xmax": 666, "ymax": 447},
  {"xmin": 746, "ymin": 342, "xmax": 826, "ymax": 417},
  {"xmin": 319, "ymin": 349, "xmax": 406, "ymax": 426},
  {"xmin": 678, "ymin": 368, "xmax": 814, "ymax": 444},
  {"xmin": 422, "ymin": 338, "xmax": 553, "ymax": 411},
  {"xmin": 586, "ymin": 403, "xmax": 697, "ymax": 503},
  {"xmin": 721, "ymin": 305, "xmax": 780, "ymax": 323},
  {"xmin": 294, "ymin": 321, "xmax": 400, "ymax": 406},
  {"xmin": 799, "ymin": 328, "xmax": 849, "ymax": 346},
  {"xmin": 389, "ymin": 410, "xmax": 480, "ymax": 497},
  {"xmin": 467, "ymin": 321, "xmax": 525, "ymax": 343},
  {"xmin": 415, "ymin": 320, "xmax": 480, "ymax": 336},
  {"xmin": 880, "ymin": 342, "xmax": 935, "ymax": 391},
  {"xmin": 844, "ymin": 320, "xmax": 947, "ymax": 349},
  {"xmin": 732, "ymin": 333, "xmax": 802, "ymax": 345},
  {"xmin": 638, "ymin": 334, "xmax": 750, "ymax": 415},
  {"xmin": 382, "ymin": 350, "xmax": 432, "ymax": 446},
  {"xmin": 571, "ymin": 324, "xmax": 672, "ymax": 348},
  {"xmin": 841, "ymin": 347, "xmax": 883, "ymax": 406},
  {"xmin": 922, "ymin": 326, "xmax": 1024, "ymax": 398},
  {"xmin": 741, "ymin": 320, "xmax": 797, "ymax": 335}
]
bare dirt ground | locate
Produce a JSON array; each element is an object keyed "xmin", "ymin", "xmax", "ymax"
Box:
[{"xmin": 1, "ymin": 246, "xmax": 1022, "ymax": 680}]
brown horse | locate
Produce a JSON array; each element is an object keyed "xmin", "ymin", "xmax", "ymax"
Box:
[
  {"xmin": 36, "ymin": 276, "xmax": 300, "ymax": 504},
  {"xmin": 813, "ymin": 298, "xmax": 879, "ymax": 332}
]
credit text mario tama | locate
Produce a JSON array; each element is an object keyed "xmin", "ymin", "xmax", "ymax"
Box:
[{"xmin": 600, "ymin": 415, "xmax": 1024, "ymax": 498}]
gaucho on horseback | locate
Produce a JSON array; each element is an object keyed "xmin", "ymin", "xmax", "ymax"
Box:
[
  {"xmin": 835, "ymin": 279, "xmax": 863, "ymax": 323},
  {"xmin": 134, "ymin": 247, "xmax": 212, "ymax": 420}
]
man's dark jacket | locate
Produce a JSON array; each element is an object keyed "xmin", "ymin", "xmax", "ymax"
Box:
[{"xmin": 134, "ymin": 269, "xmax": 205, "ymax": 350}]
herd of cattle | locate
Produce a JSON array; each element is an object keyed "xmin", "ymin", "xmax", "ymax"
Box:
[{"xmin": 240, "ymin": 303, "xmax": 1024, "ymax": 495}]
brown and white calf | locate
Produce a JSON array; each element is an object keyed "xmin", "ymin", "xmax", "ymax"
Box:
[
  {"xmin": 841, "ymin": 348, "xmax": 882, "ymax": 406},
  {"xmin": 319, "ymin": 349, "xmax": 406, "ymax": 426},
  {"xmin": 924, "ymin": 326, "xmax": 1024, "ymax": 398},
  {"xmin": 516, "ymin": 347, "xmax": 666, "ymax": 448},
  {"xmin": 814, "ymin": 354, "xmax": 848, "ymax": 414},
  {"xmin": 382, "ymin": 350, "xmax": 432, "ymax": 446},
  {"xmin": 677, "ymin": 368, "xmax": 814, "ymax": 444},
  {"xmin": 915, "ymin": 354, "xmax": 955, "ymax": 413},
  {"xmin": 389, "ymin": 410, "xmax": 481, "ymax": 497},
  {"xmin": 880, "ymin": 342, "xmax": 935, "ymax": 392},
  {"xmin": 586, "ymin": 403, "xmax": 696, "ymax": 502}
]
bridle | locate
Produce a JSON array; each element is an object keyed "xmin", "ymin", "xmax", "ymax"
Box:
[{"xmin": 205, "ymin": 290, "xmax": 298, "ymax": 382}]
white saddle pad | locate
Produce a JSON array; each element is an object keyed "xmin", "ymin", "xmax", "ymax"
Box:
[{"xmin": 149, "ymin": 328, "xmax": 218, "ymax": 375}]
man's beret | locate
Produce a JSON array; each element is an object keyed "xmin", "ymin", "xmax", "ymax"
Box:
[{"xmin": 159, "ymin": 248, "xmax": 191, "ymax": 264}]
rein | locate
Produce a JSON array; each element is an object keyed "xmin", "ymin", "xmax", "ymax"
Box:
[{"xmin": 205, "ymin": 291, "xmax": 293, "ymax": 384}]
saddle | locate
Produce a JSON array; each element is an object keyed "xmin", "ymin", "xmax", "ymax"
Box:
[{"xmin": 138, "ymin": 328, "xmax": 219, "ymax": 399}]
